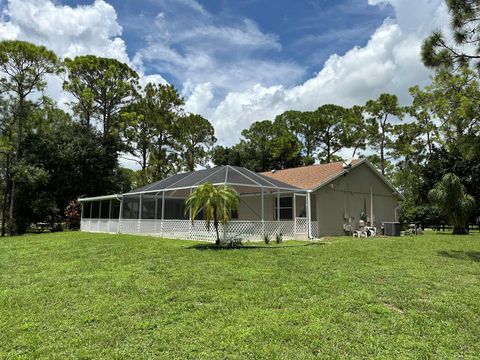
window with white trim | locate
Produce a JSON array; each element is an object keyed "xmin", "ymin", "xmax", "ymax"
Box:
[{"xmin": 274, "ymin": 196, "xmax": 293, "ymax": 220}]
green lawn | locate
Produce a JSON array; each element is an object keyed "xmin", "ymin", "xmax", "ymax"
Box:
[{"xmin": 1, "ymin": 232, "xmax": 480, "ymax": 359}]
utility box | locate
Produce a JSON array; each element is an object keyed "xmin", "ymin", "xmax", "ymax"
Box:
[{"xmin": 383, "ymin": 222, "xmax": 401, "ymax": 236}]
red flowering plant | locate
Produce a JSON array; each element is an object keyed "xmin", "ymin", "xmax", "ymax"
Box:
[{"xmin": 64, "ymin": 199, "xmax": 81, "ymax": 230}]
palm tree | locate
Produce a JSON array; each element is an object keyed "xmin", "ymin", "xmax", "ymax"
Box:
[
  {"xmin": 428, "ymin": 173, "xmax": 475, "ymax": 234},
  {"xmin": 185, "ymin": 183, "xmax": 240, "ymax": 245}
]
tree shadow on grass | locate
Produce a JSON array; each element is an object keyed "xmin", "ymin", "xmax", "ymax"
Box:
[
  {"xmin": 438, "ymin": 250, "xmax": 480, "ymax": 262},
  {"xmin": 185, "ymin": 242, "xmax": 326, "ymax": 251}
]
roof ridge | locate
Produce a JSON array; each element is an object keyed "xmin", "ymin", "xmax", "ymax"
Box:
[
  {"xmin": 261, "ymin": 158, "xmax": 365, "ymax": 190},
  {"xmin": 261, "ymin": 159, "xmax": 357, "ymax": 174}
]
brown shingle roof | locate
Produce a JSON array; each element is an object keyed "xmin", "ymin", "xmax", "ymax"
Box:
[{"xmin": 261, "ymin": 159, "xmax": 363, "ymax": 190}]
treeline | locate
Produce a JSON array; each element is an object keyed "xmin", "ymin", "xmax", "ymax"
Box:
[
  {"xmin": 211, "ymin": 0, "xmax": 480, "ymax": 229},
  {"xmin": 2, "ymin": 1, "xmax": 480, "ymax": 234},
  {"xmin": 0, "ymin": 41, "xmax": 215, "ymax": 235},
  {"xmin": 211, "ymin": 69, "xmax": 480, "ymax": 228},
  {"xmin": 212, "ymin": 98, "xmax": 401, "ymax": 175}
]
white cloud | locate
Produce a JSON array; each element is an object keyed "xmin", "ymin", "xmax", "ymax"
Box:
[
  {"xmin": 0, "ymin": 0, "xmax": 452, "ymax": 151},
  {"xmin": 184, "ymin": 81, "xmax": 214, "ymax": 115},
  {"xmin": 138, "ymin": 0, "xmax": 304, "ymax": 96},
  {"xmin": 1, "ymin": 0, "xmax": 129, "ymax": 63},
  {"xmin": 184, "ymin": 0, "xmax": 449, "ymax": 146},
  {"xmin": 0, "ymin": 0, "xmax": 169, "ymax": 106}
]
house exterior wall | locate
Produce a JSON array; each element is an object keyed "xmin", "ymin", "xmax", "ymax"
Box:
[
  {"xmin": 237, "ymin": 193, "xmax": 316, "ymax": 221},
  {"xmin": 316, "ymin": 163, "xmax": 400, "ymax": 236}
]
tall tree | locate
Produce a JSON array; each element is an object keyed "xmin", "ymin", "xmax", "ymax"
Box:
[
  {"xmin": 390, "ymin": 87, "xmax": 440, "ymax": 198},
  {"xmin": 63, "ymin": 55, "xmax": 139, "ymax": 141},
  {"xmin": 0, "ymin": 40, "xmax": 59, "ymax": 235},
  {"xmin": 420, "ymin": 69, "xmax": 480, "ymax": 155},
  {"xmin": 0, "ymin": 99, "xmax": 13, "ymax": 236},
  {"xmin": 144, "ymin": 83, "xmax": 184, "ymax": 180},
  {"xmin": 365, "ymin": 93, "xmax": 404, "ymax": 175},
  {"xmin": 422, "ymin": 0, "xmax": 480, "ymax": 71},
  {"xmin": 347, "ymin": 105, "xmax": 368, "ymax": 158},
  {"xmin": 175, "ymin": 114, "xmax": 216, "ymax": 172},
  {"xmin": 240, "ymin": 120, "xmax": 302, "ymax": 172},
  {"xmin": 211, "ymin": 145, "xmax": 243, "ymax": 168},
  {"xmin": 212, "ymin": 121, "xmax": 302, "ymax": 172},
  {"xmin": 312, "ymin": 104, "xmax": 366, "ymax": 163},
  {"xmin": 408, "ymin": 85, "xmax": 441, "ymax": 156},
  {"xmin": 17, "ymin": 105, "xmax": 133, "ymax": 232},
  {"xmin": 274, "ymin": 110, "xmax": 318, "ymax": 165}
]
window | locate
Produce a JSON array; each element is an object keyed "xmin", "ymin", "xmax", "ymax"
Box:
[
  {"xmin": 194, "ymin": 208, "xmax": 205, "ymax": 220},
  {"xmin": 274, "ymin": 197, "xmax": 293, "ymax": 220},
  {"xmin": 141, "ymin": 195, "xmax": 156, "ymax": 219},
  {"xmin": 100, "ymin": 200, "xmax": 110, "ymax": 219},
  {"xmin": 164, "ymin": 198, "xmax": 187, "ymax": 219},
  {"xmin": 156, "ymin": 198, "xmax": 163, "ymax": 219},
  {"xmin": 82, "ymin": 202, "xmax": 91, "ymax": 218},
  {"xmin": 122, "ymin": 196, "xmax": 140, "ymax": 219},
  {"xmin": 111, "ymin": 200, "xmax": 120, "ymax": 219},
  {"xmin": 91, "ymin": 201, "xmax": 100, "ymax": 219}
]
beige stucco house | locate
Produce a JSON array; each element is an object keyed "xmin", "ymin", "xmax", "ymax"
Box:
[
  {"xmin": 262, "ymin": 159, "xmax": 403, "ymax": 236},
  {"xmin": 79, "ymin": 159, "xmax": 402, "ymax": 240}
]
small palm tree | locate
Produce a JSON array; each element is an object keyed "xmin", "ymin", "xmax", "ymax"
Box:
[
  {"xmin": 185, "ymin": 183, "xmax": 240, "ymax": 245},
  {"xmin": 428, "ymin": 173, "xmax": 475, "ymax": 234}
]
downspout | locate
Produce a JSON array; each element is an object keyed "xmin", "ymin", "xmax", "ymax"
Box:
[
  {"xmin": 117, "ymin": 196, "xmax": 123, "ymax": 234},
  {"xmin": 307, "ymin": 190, "xmax": 312, "ymax": 239},
  {"xmin": 370, "ymin": 188, "xmax": 374, "ymax": 227},
  {"xmin": 108, "ymin": 199, "xmax": 112, "ymax": 233},
  {"xmin": 138, "ymin": 194, "xmax": 143, "ymax": 234},
  {"xmin": 261, "ymin": 188, "xmax": 265, "ymax": 236},
  {"xmin": 154, "ymin": 192, "xmax": 158, "ymax": 234},
  {"xmin": 394, "ymin": 205, "xmax": 400, "ymax": 222},
  {"xmin": 277, "ymin": 190, "xmax": 280, "ymax": 234},
  {"xmin": 189, "ymin": 188, "xmax": 193, "ymax": 240},
  {"xmin": 90, "ymin": 202, "xmax": 93, "ymax": 232},
  {"xmin": 161, "ymin": 191, "xmax": 165, "ymax": 237},
  {"xmin": 293, "ymin": 193, "xmax": 297, "ymax": 235}
]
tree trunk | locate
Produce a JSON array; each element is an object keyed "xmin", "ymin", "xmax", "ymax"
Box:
[
  {"xmin": 142, "ymin": 147, "xmax": 147, "ymax": 172},
  {"xmin": 453, "ymin": 226, "xmax": 469, "ymax": 235},
  {"xmin": 1, "ymin": 154, "xmax": 10, "ymax": 237},
  {"xmin": 380, "ymin": 129, "xmax": 385, "ymax": 175},
  {"xmin": 187, "ymin": 149, "xmax": 194, "ymax": 172},
  {"xmin": 380, "ymin": 116, "xmax": 387, "ymax": 176},
  {"xmin": 214, "ymin": 220, "xmax": 220, "ymax": 245},
  {"xmin": 426, "ymin": 130, "xmax": 432, "ymax": 156},
  {"xmin": 214, "ymin": 208, "xmax": 220, "ymax": 245},
  {"xmin": 9, "ymin": 94, "xmax": 26, "ymax": 236},
  {"xmin": 102, "ymin": 103, "xmax": 108, "ymax": 139}
]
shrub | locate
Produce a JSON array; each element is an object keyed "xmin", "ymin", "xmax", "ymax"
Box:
[
  {"xmin": 263, "ymin": 233, "xmax": 270, "ymax": 244},
  {"xmin": 64, "ymin": 199, "xmax": 81, "ymax": 230},
  {"xmin": 276, "ymin": 233, "xmax": 283, "ymax": 244}
]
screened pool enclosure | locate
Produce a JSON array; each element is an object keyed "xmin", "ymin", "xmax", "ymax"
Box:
[{"xmin": 79, "ymin": 165, "xmax": 318, "ymax": 241}]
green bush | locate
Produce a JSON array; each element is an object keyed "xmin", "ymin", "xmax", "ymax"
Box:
[
  {"xmin": 263, "ymin": 233, "xmax": 270, "ymax": 244},
  {"xmin": 276, "ymin": 233, "xmax": 283, "ymax": 244}
]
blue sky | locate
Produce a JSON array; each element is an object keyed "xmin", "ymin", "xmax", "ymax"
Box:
[
  {"xmin": 62, "ymin": 0, "xmax": 394, "ymax": 90},
  {"xmin": 0, "ymin": 0, "xmax": 447, "ymax": 147}
]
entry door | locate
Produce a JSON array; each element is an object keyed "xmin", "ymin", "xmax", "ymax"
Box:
[{"xmin": 294, "ymin": 194, "xmax": 307, "ymax": 234}]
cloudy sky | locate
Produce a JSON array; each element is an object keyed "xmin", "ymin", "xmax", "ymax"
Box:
[{"xmin": 0, "ymin": 0, "xmax": 449, "ymax": 146}]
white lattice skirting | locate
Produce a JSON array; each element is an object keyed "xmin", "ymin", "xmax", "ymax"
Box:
[{"xmin": 80, "ymin": 219, "xmax": 319, "ymax": 242}]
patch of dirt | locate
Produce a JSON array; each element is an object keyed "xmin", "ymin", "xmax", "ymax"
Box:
[{"xmin": 384, "ymin": 302, "xmax": 405, "ymax": 314}]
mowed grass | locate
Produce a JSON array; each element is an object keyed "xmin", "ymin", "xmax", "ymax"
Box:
[{"xmin": 1, "ymin": 232, "xmax": 480, "ymax": 359}]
